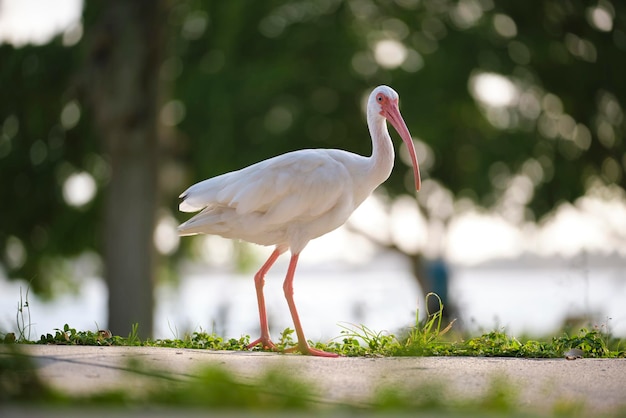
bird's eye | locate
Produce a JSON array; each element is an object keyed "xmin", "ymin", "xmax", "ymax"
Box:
[{"xmin": 377, "ymin": 94, "xmax": 383, "ymax": 102}]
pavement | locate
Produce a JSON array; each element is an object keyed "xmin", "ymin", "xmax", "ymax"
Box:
[{"xmin": 2, "ymin": 345, "xmax": 626, "ymax": 416}]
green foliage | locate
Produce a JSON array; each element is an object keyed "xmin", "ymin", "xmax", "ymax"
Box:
[
  {"xmin": 463, "ymin": 331, "xmax": 528, "ymax": 356},
  {"xmin": 479, "ymin": 377, "xmax": 519, "ymax": 413},
  {"xmin": 550, "ymin": 328, "xmax": 613, "ymax": 358},
  {"xmin": 275, "ymin": 327, "xmax": 296, "ymax": 351},
  {"xmin": 0, "ymin": 345, "xmax": 61, "ymax": 403},
  {"xmin": 371, "ymin": 377, "xmax": 522, "ymax": 416},
  {"xmin": 37, "ymin": 323, "xmax": 138, "ymax": 346},
  {"xmin": 2, "ymin": 291, "xmax": 622, "ymax": 359},
  {"xmin": 317, "ymin": 323, "xmax": 398, "ymax": 356},
  {"xmin": 148, "ymin": 365, "xmax": 314, "ymax": 410},
  {"xmin": 399, "ymin": 292, "xmax": 456, "ymax": 355},
  {"xmin": 0, "ymin": 347, "xmax": 313, "ymax": 409},
  {"xmin": 32, "ymin": 323, "xmax": 251, "ymax": 351},
  {"xmin": 410, "ymin": 328, "xmax": 624, "ymax": 359},
  {"xmin": 15, "ymin": 286, "xmax": 32, "ymax": 342},
  {"xmin": 373, "ymin": 381, "xmax": 450, "ymax": 412},
  {"xmin": 0, "ymin": 42, "xmax": 99, "ymax": 295},
  {"xmin": 148, "ymin": 330, "xmax": 250, "ymax": 351}
]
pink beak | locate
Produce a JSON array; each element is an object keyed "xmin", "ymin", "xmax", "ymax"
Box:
[{"xmin": 382, "ymin": 100, "xmax": 421, "ymax": 191}]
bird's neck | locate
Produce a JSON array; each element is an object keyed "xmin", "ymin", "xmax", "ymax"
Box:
[{"xmin": 367, "ymin": 112, "xmax": 395, "ymax": 187}]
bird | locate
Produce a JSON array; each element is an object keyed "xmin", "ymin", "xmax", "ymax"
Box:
[{"xmin": 178, "ymin": 85, "xmax": 421, "ymax": 357}]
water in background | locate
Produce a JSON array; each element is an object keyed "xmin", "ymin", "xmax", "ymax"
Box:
[{"xmin": 1, "ymin": 251, "xmax": 624, "ymax": 340}]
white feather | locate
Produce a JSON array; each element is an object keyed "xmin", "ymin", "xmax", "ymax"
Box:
[{"xmin": 178, "ymin": 149, "xmax": 367, "ymax": 251}]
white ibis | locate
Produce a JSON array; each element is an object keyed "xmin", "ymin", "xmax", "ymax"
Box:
[{"xmin": 178, "ymin": 85, "xmax": 420, "ymax": 357}]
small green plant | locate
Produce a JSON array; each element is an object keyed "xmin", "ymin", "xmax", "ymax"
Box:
[
  {"xmin": 399, "ymin": 292, "xmax": 456, "ymax": 355},
  {"xmin": 276, "ymin": 327, "xmax": 296, "ymax": 351},
  {"xmin": 149, "ymin": 330, "xmax": 250, "ymax": 350},
  {"xmin": 334, "ymin": 323, "xmax": 397, "ymax": 355},
  {"xmin": 550, "ymin": 327, "xmax": 613, "ymax": 358},
  {"xmin": 464, "ymin": 331, "xmax": 525, "ymax": 356},
  {"xmin": 38, "ymin": 324, "xmax": 117, "ymax": 345},
  {"xmin": 16, "ymin": 286, "xmax": 32, "ymax": 342},
  {"xmin": 126, "ymin": 322, "xmax": 141, "ymax": 345},
  {"xmin": 313, "ymin": 292, "xmax": 457, "ymax": 357},
  {"xmin": 316, "ymin": 334, "xmax": 366, "ymax": 356}
]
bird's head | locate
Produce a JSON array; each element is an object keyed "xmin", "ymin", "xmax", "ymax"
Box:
[{"xmin": 369, "ymin": 85, "xmax": 421, "ymax": 191}]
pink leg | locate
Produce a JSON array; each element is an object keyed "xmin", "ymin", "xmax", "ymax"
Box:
[
  {"xmin": 246, "ymin": 248, "xmax": 283, "ymax": 351},
  {"xmin": 283, "ymin": 253, "xmax": 339, "ymax": 357}
]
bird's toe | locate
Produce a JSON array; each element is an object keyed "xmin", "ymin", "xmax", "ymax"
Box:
[
  {"xmin": 246, "ymin": 337, "xmax": 278, "ymax": 352},
  {"xmin": 284, "ymin": 342, "xmax": 340, "ymax": 357}
]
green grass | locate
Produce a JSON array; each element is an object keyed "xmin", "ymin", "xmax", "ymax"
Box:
[
  {"xmin": 312, "ymin": 292, "xmax": 625, "ymax": 358},
  {"xmin": 5, "ymin": 323, "xmax": 622, "ymax": 359},
  {"xmin": 2, "ymin": 290, "xmax": 623, "ymax": 358},
  {"xmin": 0, "ymin": 289, "xmax": 624, "ymax": 358}
]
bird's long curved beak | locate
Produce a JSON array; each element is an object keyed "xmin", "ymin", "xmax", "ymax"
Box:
[{"xmin": 383, "ymin": 101, "xmax": 421, "ymax": 191}]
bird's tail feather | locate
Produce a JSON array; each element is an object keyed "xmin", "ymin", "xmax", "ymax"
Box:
[
  {"xmin": 177, "ymin": 210, "xmax": 226, "ymax": 236},
  {"xmin": 179, "ymin": 199, "xmax": 203, "ymax": 213}
]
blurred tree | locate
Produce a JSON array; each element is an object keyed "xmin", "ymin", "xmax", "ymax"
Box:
[
  {"xmin": 0, "ymin": 0, "xmax": 165, "ymax": 338},
  {"xmin": 0, "ymin": 42, "xmax": 96, "ymax": 295},
  {"xmin": 1, "ymin": 0, "xmax": 624, "ymax": 332},
  {"xmin": 82, "ymin": 0, "xmax": 165, "ymax": 338}
]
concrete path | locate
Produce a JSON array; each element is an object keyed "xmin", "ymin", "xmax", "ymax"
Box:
[{"xmin": 2, "ymin": 345, "xmax": 626, "ymax": 416}]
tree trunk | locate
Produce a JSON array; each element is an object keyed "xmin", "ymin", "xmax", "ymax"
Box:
[{"xmin": 85, "ymin": 1, "xmax": 164, "ymax": 338}]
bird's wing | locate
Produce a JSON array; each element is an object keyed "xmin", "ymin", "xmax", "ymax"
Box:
[{"xmin": 179, "ymin": 150, "xmax": 353, "ymax": 224}]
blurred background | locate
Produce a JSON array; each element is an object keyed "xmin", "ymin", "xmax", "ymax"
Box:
[{"xmin": 0, "ymin": 0, "xmax": 624, "ymax": 341}]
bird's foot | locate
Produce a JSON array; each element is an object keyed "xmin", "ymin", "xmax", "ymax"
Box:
[
  {"xmin": 246, "ymin": 336, "xmax": 278, "ymax": 352},
  {"xmin": 284, "ymin": 342, "xmax": 340, "ymax": 358}
]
